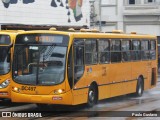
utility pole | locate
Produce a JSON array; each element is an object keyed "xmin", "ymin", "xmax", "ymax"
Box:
[
  {"xmin": 99, "ymin": 0, "xmax": 102, "ymax": 31},
  {"xmin": 90, "ymin": 0, "xmax": 97, "ymax": 28}
]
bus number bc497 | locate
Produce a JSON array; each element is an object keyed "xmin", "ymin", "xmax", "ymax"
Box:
[{"xmin": 21, "ymin": 86, "xmax": 36, "ymax": 91}]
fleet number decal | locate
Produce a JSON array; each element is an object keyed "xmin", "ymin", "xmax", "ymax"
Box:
[{"xmin": 21, "ymin": 86, "xmax": 36, "ymax": 91}]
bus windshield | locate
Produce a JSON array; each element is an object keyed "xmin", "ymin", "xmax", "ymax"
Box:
[
  {"xmin": 0, "ymin": 35, "xmax": 11, "ymax": 75},
  {"xmin": 13, "ymin": 34, "xmax": 69, "ymax": 85},
  {"xmin": 0, "ymin": 47, "xmax": 11, "ymax": 75}
]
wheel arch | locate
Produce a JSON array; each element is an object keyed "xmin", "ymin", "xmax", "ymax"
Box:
[
  {"xmin": 90, "ymin": 81, "xmax": 99, "ymax": 102},
  {"xmin": 139, "ymin": 75, "xmax": 144, "ymax": 90}
]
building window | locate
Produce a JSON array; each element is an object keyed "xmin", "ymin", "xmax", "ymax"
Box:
[
  {"xmin": 101, "ymin": 0, "xmax": 116, "ymax": 5},
  {"xmin": 148, "ymin": 0, "xmax": 154, "ymax": 2},
  {"xmin": 145, "ymin": 0, "xmax": 155, "ymax": 4},
  {"xmin": 129, "ymin": 0, "xmax": 135, "ymax": 4}
]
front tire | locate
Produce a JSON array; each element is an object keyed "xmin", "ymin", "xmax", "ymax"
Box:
[
  {"xmin": 134, "ymin": 77, "xmax": 144, "ymax": 97},
  {"xmin": 87, "ymin": 85, "xmax": 97, "ymax": 107}
]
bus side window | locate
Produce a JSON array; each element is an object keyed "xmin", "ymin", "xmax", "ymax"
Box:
[
  {"xmin": 85, "ymin": 39, "xmax": 98, "ymax": 64},
  {"xmin": 131, "ymin": 40, "xmax": 141, "ymax": 61},
  {"xmin": 73, "ymin": 39, "xmax": 84, "ymax": 85},
  {"xmin": 121, "ymin": 40, "xmax": 131, "ymax": 62},
  {"xmin": 99, "ymin": 39, "xmax": 110, "ymax": 63},
  {"xmin": 111, "ymin": 39, "xmax": 121, "ymax": 63},
  {"xmin": 141, "ymin": 40, "xmax": 149, "ymax": 60},
  {"xmin": 150, "ymin": 40, "xmax": 156, "ymax": 60}
]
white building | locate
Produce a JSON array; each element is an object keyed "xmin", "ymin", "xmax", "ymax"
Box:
[
  {"xmin": 91, "ymin": 0, "xmax": 160, "ymax": 40},
  {"xmin": 0, "ymin": 0, "xmax": 90, "ymax": 29}
]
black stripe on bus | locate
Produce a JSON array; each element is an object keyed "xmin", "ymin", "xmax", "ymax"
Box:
[
  {"xmin": 73, "ymin": 78, "xmax": 147, "ymax": 90},
  {"xmin": 98, "ymin": 79, "xmax": 137, "ymax": 87},
  {"xmin": 73, "ymin": 86, "xmax": 89, "ymax": 90}
]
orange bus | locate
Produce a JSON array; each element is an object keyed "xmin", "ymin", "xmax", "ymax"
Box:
[
  {"xmin": 0, "ymin": 30, "xmax": 24, "ymax": 100},
  {"xmin": 11, "ymin": 29, "xmax": 157, "ymax": 107}
]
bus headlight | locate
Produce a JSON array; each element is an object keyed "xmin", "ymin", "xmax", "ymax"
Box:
[
  {"xmin": 0, "ymin": 79, "xmax": 10, "ymax": 89},
  {"xmin": 12, "ymin": 87, "xmax": 20, "ymax": 93},
  {"xmin": 54, "ymin": 89, "xmax": 65, "ymax": 94}
]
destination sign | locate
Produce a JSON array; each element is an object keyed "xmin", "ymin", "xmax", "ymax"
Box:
[
  {"xmin": 36, "ymin": 35, "xmax": 63, "ymax": 43},
  {"xmin": 16, "ymin": 34, "xmax": 69, "ymax": 45}
]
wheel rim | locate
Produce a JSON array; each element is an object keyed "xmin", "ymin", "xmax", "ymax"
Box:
[
  {"xmin": 138, "ymin": 84, "xmax": 142, "ymax": 95},
  {"xmin": 89, "ymin": 90, "xmax": 95, "ymax": 103}
]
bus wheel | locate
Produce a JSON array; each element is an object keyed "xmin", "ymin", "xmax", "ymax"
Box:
[
  {"xmin": 134, "ymin": 77, "xmax": 144, "ymax": 97},
  {"xmin": 87, "ymin": 85, "xmax": 97, "ymax": 107}
]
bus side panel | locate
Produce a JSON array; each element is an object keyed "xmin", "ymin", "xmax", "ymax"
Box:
[
  {"xmin": 149, "ymin": 60, "xmax": 157, "ymax": 89},
  {"xmin": 110, "ymin": 83, "xmax": 124, "ymax": 97},
  {"xmin": 72, "ymin": 88, "xmax": 88, "ymax": 105},
  {"xmin": 131, "ymin": 62, "xmax": 146, "ymax": 90},
  {"xmin": 73, "ymin": 64, "xmax": 111, "ymax": 104},
  {"xmin": 72, "ymin": 67, "xmax": 89, "ymax": 105},
  {"xmin": 124, "ymin": 81, "xmax": 137, "ymax": 94},
  {"xmin": 144, "ymin": 61, "xmax": 152, "ymax": 90},
  {"xmin": 122, "ymin": 62, "xmax": 136, "ymax": 95},
  {"xmin": 98, "ymin": 85, "xmax": 110, "ymax": 100},
  {"xmin": 98, "ymin": 64, "xmax": 110, "ymax": 100},
  {"xmin": 109, "ymin": 63, "xmax": 131, "ymax": 97},
  {"xmin": 109, "ymin": 63, "xmax": 123, "ymax": 97}
]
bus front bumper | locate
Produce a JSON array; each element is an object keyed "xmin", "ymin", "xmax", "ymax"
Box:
[
  {"xmin": 0, "ymin": 85, "xmax": 11, "ymax": 99},
  {"xmin": 0, "ymin": 86, "xmax": 11, "ymax": 99},
  {"xmin": 11, "ymin": 91, "xmax": 73, "ymax": 105}
]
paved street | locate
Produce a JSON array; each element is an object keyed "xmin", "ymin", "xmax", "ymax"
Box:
[{"xmin": 0, "ymin": 77, "xmax": 160, "ymax": 120}]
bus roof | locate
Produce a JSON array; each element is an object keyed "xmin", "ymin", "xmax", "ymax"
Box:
[
  {"xmin": 0, "ymin": 30, "xmax": 25, "ymax": 44},
  {"xmin": 16, "ymin": 30, "xmax": 157, "ymax": 39},
  {"xmin": 0, "ymin": 30, "xmax": 25, "ymax": 34}
]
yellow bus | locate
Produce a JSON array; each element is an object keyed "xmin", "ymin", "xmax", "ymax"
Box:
[
  {"xmin": 11, "ymin": 29, "xmax": 157, "ymax": 107},
  {"xmin": 0, "ymin": 30, "xmax": 24, "ymax": 100}
]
